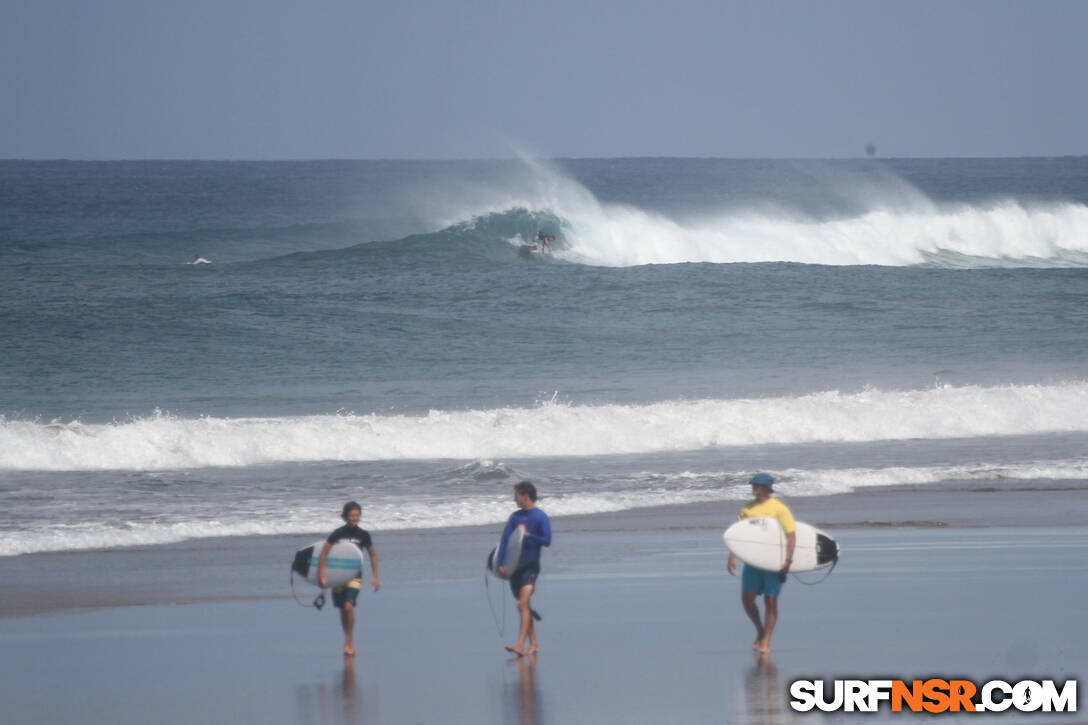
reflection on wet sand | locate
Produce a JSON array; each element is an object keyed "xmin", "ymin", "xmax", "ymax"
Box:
[
  {"xmin": 501, "ymin": 654, "xmax": 541, "ymax": 725},
  {"xmin": 293, "ymin": 656, "xmax": 378, "ymax": 725},
  {"xmin": 743, "ymin": 651, "xmax": 792, "ymax": 725},
  {"xmin": 341, "ymin": 657, "xmax": 360, "ymax": 723}
]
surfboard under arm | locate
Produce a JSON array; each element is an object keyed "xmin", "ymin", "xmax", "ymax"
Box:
[
  {"xmin": 291, "ymin": 540, "xmax": 365, "ymax": 588},
  {"xmin": 723, "ymin": 518, "xmax": 838, "ymax": 573},
  {"xmin": 487, "ymin": 526, "xmax": 525, "ymax": 580}
]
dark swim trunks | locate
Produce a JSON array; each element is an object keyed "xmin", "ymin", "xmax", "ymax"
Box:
[
  {"xmin": 332, "ymin": 580, "xmax": 361, "ymax": 608},
  {"xmin": 509, "ymin": 559, "xmax": 540, "ymax": 597}
]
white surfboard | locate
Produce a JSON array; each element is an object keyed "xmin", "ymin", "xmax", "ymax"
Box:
[
  {"xmin": 486, "ymin": 526, "xmax": 525, "ymax": 580},
  {"xmin": 291, "ymin": 540, "xmax": 365, "ymax": 588},
  {"xmin": 723, "ymin": 518, "xmax": 839, "ymax": 572}
]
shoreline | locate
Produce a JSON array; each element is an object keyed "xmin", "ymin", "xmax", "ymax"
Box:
[{"xmin": 4, "ymin": 478, "xmax": 1087, "ymax": 619}]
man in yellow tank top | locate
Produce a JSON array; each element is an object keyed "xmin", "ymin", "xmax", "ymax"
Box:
[{"xmin": 727, "ymin": 472, "xmax": 796, "ymax": 654}]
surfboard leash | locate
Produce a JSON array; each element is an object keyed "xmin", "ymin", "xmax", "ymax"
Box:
[
  {"xmin": 484, "ymin": 570, "xmax": 507, "ymax": 637},
  {"xmin": 790, "ymin": 557, "xmax": 838, "ymax": 586},
  {"xmin": 289, "ymin": 570, "xmax": 327, "ymax": 610}
]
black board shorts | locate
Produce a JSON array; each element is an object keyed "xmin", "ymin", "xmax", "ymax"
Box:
[{"xmin": 509, "ymin": 559, "xmax": 540, "ymax": 597}]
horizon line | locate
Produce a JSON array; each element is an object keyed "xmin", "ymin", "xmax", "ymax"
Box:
[{"xmin": 2, "ymin": 153, "xmax": 1088, "ymax": 163}]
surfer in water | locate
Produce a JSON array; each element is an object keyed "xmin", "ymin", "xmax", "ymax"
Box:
[
  {"xmin": 726, "ymin": 473, "xmax": 796, "ymax": 654},
  {"xmin": 496, "ymin": 481, "xmax": 552, "ymax": 657},
  {"xmin": 534, "ymin": 231, "xmax": 554, "ymax": 254},
  {"xmin": 521, "ymin": 231, "xmax": 554, "ymax": 258},
  {"xmin": 319, "ymin": 501, "xmax": 380, "ymax": 657}
]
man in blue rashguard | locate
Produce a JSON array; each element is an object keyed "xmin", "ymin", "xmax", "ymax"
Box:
[{"xmin": 496, "ymin": 480, "xmax": 552, "ymax": 657}]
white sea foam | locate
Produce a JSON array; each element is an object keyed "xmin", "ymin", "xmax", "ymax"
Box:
[
  {"xmin": 556, "ymin": 199, "xmax": 1088, "ymax": 268},
  {"xmin": 773, "ymin": 460, "xmax": 1088, "ymax": 496},
  {"xmin": 3, "ymin": 382, "xmax": 1088, "ymax": 472},
  {"xmin": 484, "ymin": 159, "xmax": 1088, "ymax": 267},
  {"xmin": 4, "ymin": 459, "xmax": 1085, "ymax": 556},
  {"xmin": 0, "ymin": 489, "xmax": 727, "ymax": 556}
]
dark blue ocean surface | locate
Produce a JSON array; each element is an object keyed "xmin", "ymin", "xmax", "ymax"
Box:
[{"xmin": 2, "ymin": 158, "xmax": 1087, "ymax": 554}]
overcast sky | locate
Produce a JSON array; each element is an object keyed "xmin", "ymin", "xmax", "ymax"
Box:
[{"xmin": 3, "ymin": 0, "xmax": 1086, "ymax": 160}]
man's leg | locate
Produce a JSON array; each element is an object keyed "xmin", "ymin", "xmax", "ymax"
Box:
[
  {"xmin": 340, "ymin": 601, "xmax": 355, "ymax": 656},
  {"xmin": 517, "ymin": 583, "xmax": 535, "ymax": 653},
  {"xmin": 760, "ymin": 595, "xmax": 778, "ymax": 653},
  {"xmin": 506, "ymin": 583, "xmax": 534, "ymax": 656},
  {"xmin": 741, "ymin": 590, "xmax": 764, "ymax": 650}
]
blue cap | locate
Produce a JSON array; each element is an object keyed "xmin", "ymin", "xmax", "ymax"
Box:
[{"xmin": 749, "ymin": 472, "xmax": 775, "ymax": 489}]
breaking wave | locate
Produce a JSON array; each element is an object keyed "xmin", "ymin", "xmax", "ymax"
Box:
[
  {"xmin": 4, "ymin": 381, "xmax": 1088, "ymax": 472},
  {"xmin": 418, "ymin": 159, "xmax": 1088, "ymax": 268}
]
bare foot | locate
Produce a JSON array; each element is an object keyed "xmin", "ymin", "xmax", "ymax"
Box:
[
  {"xmin": 344, "ymin": 645, "xmax": 356, "ymax": 656},
  {"xmin": 505, "ymin": 645, "xmax": 526, "ymax": 657},
  {"xmin": 752, "ymin": 634, "xmax": 764, "ymax": 651}
]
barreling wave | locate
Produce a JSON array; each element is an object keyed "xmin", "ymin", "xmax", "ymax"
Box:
[
  {"xmin": 451, "ymin": 199, "xmax": 1088, "ymax": 268},
  {"xmin": 4, "ymin": 382, "xmax": 1088, "ymax": 472},
  {"xmin": 401, "ymin": 158, "xmax": 1088, "ymax": 268}
]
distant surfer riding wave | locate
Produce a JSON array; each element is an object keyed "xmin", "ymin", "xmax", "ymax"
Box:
[{"xmin": 519, "ymin": 231, "xmax": 555, "ymax": 260}]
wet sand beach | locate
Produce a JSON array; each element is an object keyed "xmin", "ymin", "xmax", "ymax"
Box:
[{"xmin": 2, "ymin": 484, "xmax": 1087, "ymax": 724}]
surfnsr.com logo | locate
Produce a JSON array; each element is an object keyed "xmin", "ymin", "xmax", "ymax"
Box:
[{"xmin": 789, "ymin": 679, "xmax": 1078, "ymax": 714}]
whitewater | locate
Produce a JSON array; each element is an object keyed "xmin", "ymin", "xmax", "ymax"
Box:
[
  {"xmin": 518, "ymin": 196, "xmax": 1088, "ymax": 268},
  {"xmin": 4, "ymin": 452, "xmax": 1088, "ymax": 557},
  {"xmin": 4, "ymin": 382, "xmax": 1088, "ymax": 472}
]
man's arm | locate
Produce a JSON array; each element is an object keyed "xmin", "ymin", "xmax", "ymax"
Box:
[
  {"xmin": 778, "ymin": 503, "xmax": 797, "ymax": 572},
  {"xmin": 367, "ymin": 544, "xmax": 380, "ymax": 591},
  {"xmin": 782, "ymin": 531, "xmax": 796, "ymax": 573},
  {"xmin": 525, "ymin": 511, "xmax": 551, "ymax": 547}
]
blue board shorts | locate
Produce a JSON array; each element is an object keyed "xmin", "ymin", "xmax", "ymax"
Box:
[
  {"xmin": 741, "ymin": 564, "xmax": 783, "ymax": 597},
  {"xmin": 332, "ymin": 578, "xmax": 361, "ymax": 608}
]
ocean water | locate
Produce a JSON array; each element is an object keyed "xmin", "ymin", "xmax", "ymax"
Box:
[{"xmin": 2, "ymin": 157, "xmax": 1087, "ymax": 556}]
